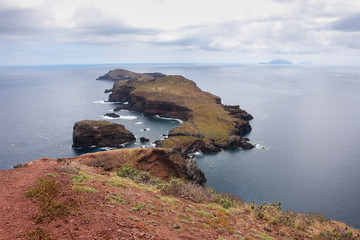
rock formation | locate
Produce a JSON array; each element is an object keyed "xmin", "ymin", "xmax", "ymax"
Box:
[
  {"xmin": 104, "ymin": 113, "xmax": 120, "ymax": 118},
  {"xmin": 70, "ymin": 148, "xmax": 206, "ymax": 184},
  {"xmin": 72, "ymin": 120, "xmax": 135, "ymax": 148},
  {"xmin": 103, "ymin": 70, "xmax": 254, "ymax": 155},
  {"xmin": 140, "ymin": 137, "xmax": 150, "ymax": 143}
]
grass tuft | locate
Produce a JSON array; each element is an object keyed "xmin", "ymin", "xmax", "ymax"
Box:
[
  {"xmin": 72, "ymin": 186, "xmax": 98, "ymax": 193},
  {"xmin": 24, "ymin": 227, "xmax": 54, "ymax": 240},
  {"xmin": 26, "ymin": 176, "xmax": 70, "ymax": 223}
]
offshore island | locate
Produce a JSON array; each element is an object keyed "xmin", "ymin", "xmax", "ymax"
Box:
[{"xmin": 1, "ymin": 69, "xmax": 359, "ymax": 239}]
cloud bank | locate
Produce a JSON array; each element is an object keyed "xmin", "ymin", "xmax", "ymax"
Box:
[{"xmin": 0, "ymin": 0, "xmax": 359, "ymax": 65}]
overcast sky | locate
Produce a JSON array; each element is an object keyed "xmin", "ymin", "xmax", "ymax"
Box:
[{"xmin": 1, "ymin": 0, "xmax": 359, "ymax": 65}]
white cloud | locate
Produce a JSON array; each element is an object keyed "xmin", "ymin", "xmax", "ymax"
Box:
[{"xmin": 0, "ymin": 0, "xmax": 360, "ymax": 64}]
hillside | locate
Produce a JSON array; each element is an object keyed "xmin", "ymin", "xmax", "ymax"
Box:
[{"xmin": 1, "ymin": 157, "xmax": 359, "ymax": 240}]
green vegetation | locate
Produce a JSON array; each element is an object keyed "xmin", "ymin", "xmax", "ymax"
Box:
[
  {"xmin": 131, "ymin": 75, "xmax": 246, "ymax": 147},
  {"xmin": 21, "ymin": 161, "xmax": 360, "ymax": 240},
  {"xmin": 195, "ymin": 209, "xmax": 214, "ymax": 218},
  {"xmin": 24, "ymin": 227, "xmax": 54, "ymax": 240},
  {"xmin": 319, "ymin": 227, "xmax": 360, "ymax": 240},
  {"xmin": 76, "ymin": 120, "xmax": 118, "ymax": 127},
  {"xmin": 72, "ymin": 186, "xmax": 98, "ymax": 193},
  {"xmin": 26, "ymin": 176, "xmax": 70, "ymax": 223},
  {"xmin": 132, "ymin": 202, "xmax": 145, "ymax": 211},
  {"xmin": 117, "ymin": 164, "xmax": 161, "ymax": 185},
  {"xmin": 253, "ymin": 233, "xmax": 276, "ymax": 240}
]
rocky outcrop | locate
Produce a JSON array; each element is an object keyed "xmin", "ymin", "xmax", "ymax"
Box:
[
  {"xmin": 103, "ymin": 113, "xmax": 120, "ymax": 118},
  {"xmin": 70, "ymin": 148, "xmax": 206, "ymax": 184},
  {"xmin": 129, "ymin": 94, "xmax": 192, "ymax": 121},
  {"xmin": 113, "ymin": 106, "xmax": 128, "ymax": 111},
  {"xmin": 97, "ymin": 69, "xmax": 166, "ymax": 81},
  {"xmin": 140, "ymin": 137, "xmax": 150, "ymax": 143},
  {"xmin": 223, "ymin": 105, "xmax": 253, "ymax": 121},
  {"xmin": 102, "ymin": 70, "xmax": 254, "ymax": 155},
  {"xmin": 72, "ymin": 120, "xmax": 135, "ymax": 148}
]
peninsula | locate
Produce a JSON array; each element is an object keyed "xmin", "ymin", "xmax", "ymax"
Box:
[{"xmin": 102, "ymin": 69, "xmax": 254, "ymax": 156}]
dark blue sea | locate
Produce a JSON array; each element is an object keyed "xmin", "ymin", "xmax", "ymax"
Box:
[{"xmin": 0, "ymin": 63, "xmax": 359, "ymax": 228}]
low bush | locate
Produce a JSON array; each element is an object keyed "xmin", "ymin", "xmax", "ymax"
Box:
[
  {"xmin": 117, "ymin": 164, "xmax": 161, "ymax": 185},
  {"xmin": 26, "ymin": 176, "xmax": 70, "ymax": 223}
]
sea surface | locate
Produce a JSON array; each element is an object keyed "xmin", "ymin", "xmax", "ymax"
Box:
[{"xmin": 0, "ymin": 63, "xmax": 359, "ymax": 228}]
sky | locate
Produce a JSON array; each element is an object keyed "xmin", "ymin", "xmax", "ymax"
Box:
[{"xmin": 0, "ymin": 0, "xmax": 360, "ymax": 65}]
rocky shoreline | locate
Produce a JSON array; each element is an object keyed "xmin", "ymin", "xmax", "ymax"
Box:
[
  {"xmin": 102, "ymin": 69, "xmax": 254, "ymax": 156},
  {"xmin": 71, "ymin": 69, "xmax": 255, "ymax": 185}
]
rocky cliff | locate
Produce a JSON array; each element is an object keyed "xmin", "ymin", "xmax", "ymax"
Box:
[
  {"xmin": 72, "ymin": 120, "xmax": 135, "ymax": 148},
  {"xmin": 69, "ymin": 148, "xmax": 206, "ymax": 184},
  {"xmin": 105, "ymin": 71, "xmax": 254, "ymax": 155}
]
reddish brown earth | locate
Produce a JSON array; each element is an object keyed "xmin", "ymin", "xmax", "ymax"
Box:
[
  {"xmin": 0, "ymin": 158, "xmax": 58, "ymax": 239},
  {"xmin": 1, "ymin": 158, "xmax": 359, "ymax": 240}
]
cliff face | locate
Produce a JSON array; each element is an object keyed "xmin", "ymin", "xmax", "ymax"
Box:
[
  {"xmin": 69, "ymin": 148, "xmax": 206, "ymax": 184},
  {"xmin": 105, "ymin": 71, "xmax": 254, "ymax": 155},
  {"xmin": 72, "ymin": 120, "xmax": 135, "ymax": 148}
]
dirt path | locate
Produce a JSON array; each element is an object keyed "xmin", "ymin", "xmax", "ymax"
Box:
[{"xmin": 0, "ymin": 159, "xmax": 58, "ymax": 239}]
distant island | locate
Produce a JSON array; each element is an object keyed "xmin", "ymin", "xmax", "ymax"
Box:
[{"xmin": 260, "ymin": 59, "xmax": 293, "ymax": 64}]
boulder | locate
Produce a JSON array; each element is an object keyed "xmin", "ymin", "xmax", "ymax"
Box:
[
  {"xmin": 104, "ymin": 113, "xmax": 120, "ymax": 118},
  {"xmin": 72, "ymin": 120, "xmax": 135, "ymax": 148},
  {"xmin": 140, "ymin": 137, "xmax": 150, "ymax": 143}
]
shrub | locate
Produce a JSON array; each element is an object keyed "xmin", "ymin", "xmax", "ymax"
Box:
[
  {"xmin": 117, "ymin": 164, "xmax": 139, "ymax": 179},
  {"xmin": 320, "ymin": 227, "xmax": 359, "ymax": 240},
  {"xmin": 160, "ymin": 178, "xmax": 209, "ymax": 202},
  {"xmin": 24, "ymin": 227, "xmax": 54, "ymax": 240},
  {"xmin": 116, "ymin": 164, "xmax": 161, "ymax": 185},
  {"xmin": 26, "ymin": 176, "xmax": 70, "ymax": 223}
]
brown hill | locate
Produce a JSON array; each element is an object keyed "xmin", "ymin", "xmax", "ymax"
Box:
[{"xmin": 1, "ymin": 158, "xmax": 359, "ymax": 240}]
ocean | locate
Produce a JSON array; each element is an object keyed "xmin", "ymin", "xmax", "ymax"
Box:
[{"xmin": 0, "ymin": 63, "xmax": 359, "ymax": 228}]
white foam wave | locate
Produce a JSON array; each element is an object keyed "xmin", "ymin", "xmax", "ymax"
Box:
[
  {"xmin": 100, "ymin": 147, "xmax": 117, "ymax": 151},
  {"xmin": 94, "ymin": 100, "xmax": 117, "ymax": 104},
  {"xmin": 153, "ymin": 115, "xmax": 183, "ymax": 123},
  {"xmin": 255, "ymin": 144, "xmax": 269, "ymax": 150},
  {"xmin": 141, "ymin": 143, "xmax": 156, "ymax": 148},
  {"xmin": 101, "ymin": 115, "xmax": 137, "ymax": 120},
  {"xmin": 189, "ymin": 151, "xmax": 203, "ymax": 157},
  {"xmin": 102, "ymin": 115, "xmax": 120, "ymax": 120},
  {"xmin": 134, "ymin": 122, "xmax": 143, "ymax": 125},
  {"xmin": 123, "ymin": 102, "xmax": 129, "ymax": 105},
  {"xmin": 119, "ymin": 115, "xmax": 137, "ymax": 120}
]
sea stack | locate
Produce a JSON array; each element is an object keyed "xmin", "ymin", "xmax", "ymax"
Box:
[{"xmin": 72, "ymin": 120, "xmax": 135, "ymax": 148}]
